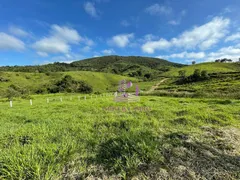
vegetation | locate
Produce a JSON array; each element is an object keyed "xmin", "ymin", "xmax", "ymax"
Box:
[
  {"xmin": 1, "ymin": 57, "xmax": 240, "ymax": 179},
  {"xmin": 177, "ymin": 69, "xmax": 210, "ymax": 84},
  {"xmin": 0, "ymin": 71, "xmax": 140, "ymax": 99},
  {"xmin": 48, "ymin": 75, "xmax": 93, "ymax": 94},
  {"xmin": 163, "ymin": 62, "xmax": 240, "ymax": 77},
  {"xmin": 0, "ymin": 56, "xmax": 184, "ymax": 79},
  {"xmin": 0, "ymin": 95, "xmax": 239, "ymax": 179}
]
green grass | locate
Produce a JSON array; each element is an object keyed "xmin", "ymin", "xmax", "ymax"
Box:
[
  {"xmin": 0, "ymin": 94, "xmax": 239, "ymax": 179},
  {"xmin": 163, "ymin": 62, "xmax": 240, "ymax": 77},
  {"xmin": 148, "ymin": 72, "xmax": 240, "ymax": 99},
  {"xmin": 0, "ymin": 71, "xmax": 139, "ymax": 96}
]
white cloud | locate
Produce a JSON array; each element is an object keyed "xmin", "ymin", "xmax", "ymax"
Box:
[
  {"xmin": 50, "ymin": 53, "xmax": 84, "ymax": 63},
  {"xmin": 81, "ymin": 46, "xmax": 91, "ymax": 52},
  {"xmin": 102, "ymin": 49, "xmax": 115, "ymax": 55},
  {"xmin": 145, "ymin": 4, "xmax": 172, "ymax": 15},
  {"xmin": 158, "ymin": 51, "xmax": 205, "ymax": 59},
  {"xmin": 168, "ymin": 20, "xmax": 180, "ymax": 25},
  {"xmin": 50, "ymin": 25, "xmax": 82, "ymax": 43},
  {"xmin": 142, "ymin": 38, "xmax": 171, "ymax": 53},
  {"xmin": 33, "ymin": 37, "xmax": 70, "ymax": 54},
  {"xmin": 181, "ymin": 10, "xmax": 186, "ymax": 16},
  {"xmin": 33, "ymin": 25, "xmax": 89, "ymax": 56},
  {"xmin": 108, "ymin": 33, "xmax": 134, "ymax": 48},
  {"xmin": 84, "ymin": 2, "xmax": 98, "ymax": 18},
  {"xmin": 37, "ymin": 51, "xmax": 48, "ymax": 57},
  {"xmin": 121, "ymin": 20, "xmax": 130, "ymax": 27},
  {"xmin": 206, "ymin": 46, "xmax": 240, "ymax": 62},
  {"xmin": 9, "ymin": 26, "xmax": 29, "ymax": 37},
  {"xmin": 0, "ymin": 32, "xmax": 25, "ymax": 51},
  {"xmin": 168, "ymin": 10, "xmax": 186, "ymax": 26},
  {"xmin": 143, "ymin": 34, "xmax": 158, "ymax": 41},
  {"xmin": 142, "ymin": 16, "xmax": 230, "ymax": 53},
  {"xmin": 83, "ymin": 37, "xmax": 95, "ymax": 46},
  {"xmin": 225, "ymin": 33, "xmax": 240, "ymax": 42}
]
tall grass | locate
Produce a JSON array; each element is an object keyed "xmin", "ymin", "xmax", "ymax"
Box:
[{"xmin": 0, "ymin": 95, "xmax": 240, "ymax": 179}]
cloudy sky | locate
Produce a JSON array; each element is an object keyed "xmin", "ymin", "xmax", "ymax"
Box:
[{"xmin": 0, "ymin": 0, "xmax": 240, "ymax": 66}]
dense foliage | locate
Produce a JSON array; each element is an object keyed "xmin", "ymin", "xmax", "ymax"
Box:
[
  {"xmin": 48, "ymin": 75, "xmax": 93, "ymax": 94},
  {"xmin": 0, "ymin": 56, "xmax": 184, "ymax": 79},
  {"xmin": 177, "ymin": 69, "xmax": 210, "ymax": 84}
]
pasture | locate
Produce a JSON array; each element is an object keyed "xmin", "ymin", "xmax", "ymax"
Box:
[{"xmin": 0, "ymin": 94, "xmax": 239, "ymax": 179}]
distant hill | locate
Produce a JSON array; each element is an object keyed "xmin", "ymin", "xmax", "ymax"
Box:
[{"xmin": 0, "ymin": 56, "xmax": 184, "ymax": 78}]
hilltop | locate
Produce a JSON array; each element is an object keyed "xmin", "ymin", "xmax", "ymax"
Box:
[{"xmin": 0, "ymin": 56, "xmax": 184, "ymax": 79}]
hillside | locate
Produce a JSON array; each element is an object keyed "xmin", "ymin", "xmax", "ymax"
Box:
[
  {"xmin": 0, "ymin": 56, "xmax": 184, "ymax": 79},
  {"xmin": 145, "ymin": 62, "xmax": 240, "ymax": 99},
  {"xmin": 163, "ymin": 62, "xmax": 240, "ymax": 77},
  {"xmin": 0, "ymin": 71, "xmax": 140, "ymax": 98},
  {"xmin": 71, "ymin": 56, "xmax": 184, "ymax": 76}
]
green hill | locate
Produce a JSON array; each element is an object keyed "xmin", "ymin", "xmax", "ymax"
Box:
[
  {"xmin": 0, "ymin": 71, "xmax": 140, "ymax": 98},
  {"xmin": 0, "ymin": 56, "xmax": 184, "ymax": 79},
  {"xmin": 71, "ymin": 55, "xmax": 183, "ymax": 75},
  {"xmin": 146, "ymin": 62, "xmax": 240, "ymax": 99},
  {"xmin": 163, "ymin": 62, "xmax": 240, "ymax": 77}
]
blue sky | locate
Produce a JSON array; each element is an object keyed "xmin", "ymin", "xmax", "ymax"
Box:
[{"xmin": 0, "ymin": 0, "xmax": 240, "ymax": 66}]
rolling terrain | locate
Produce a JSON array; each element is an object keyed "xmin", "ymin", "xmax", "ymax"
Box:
[
  {"xmin": 0, "ymin": 95, "xmax": 239, "ymax": 179},
  {"xmin": 1, "ymin": 57, "xmax": 240, "ymax": 179},
  {"xmin": 0, "ymin": 56, "xmax": 184, "ymax": 78},
  {"xmin": 0, "ymin": 71, "xmax": 142, "ymax": 98}
]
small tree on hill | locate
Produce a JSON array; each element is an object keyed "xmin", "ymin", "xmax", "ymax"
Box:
[{"xmin": 201, "ymin": 70, "xmax": 210, "ymax": 80}]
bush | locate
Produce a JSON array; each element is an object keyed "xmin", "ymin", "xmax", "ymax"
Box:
[
  {"xmin": 177, "ymin": 69, "xmax": 210, "ymax": 84},
  {"xmin": 47, "ymin": 75, "xmax": 93, "ymax": 94},
  {"xmin": 77, "ymin": 81, "xmax": 93, "ymax": 93}
]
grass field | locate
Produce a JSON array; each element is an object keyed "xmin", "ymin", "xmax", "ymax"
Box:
[
  {"xmin": 163, "ymin": 62, "xmax": 240, "ymax": 77},
  {"xmin": 0, "ymin": 94, "xmax": 239, "ymax": 179},
  {"xmin": 0, "ymin": 71, "xmax": 140, "ymax": 96}
]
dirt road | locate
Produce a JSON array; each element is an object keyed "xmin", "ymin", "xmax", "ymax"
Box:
[{"xmin": 146, "ymin": 78, "xmax": 168, "ymax": 93}]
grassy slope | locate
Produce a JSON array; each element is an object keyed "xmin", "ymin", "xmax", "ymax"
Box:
[
  {"xmin": 0, "ymin": 95, "xmax": 239, "ymax": 179},
  {"xmin": 0, "ymin": 56, "xmax": 184, "ymax": 78},
  {"xmin": 148, "ymin": 62, "xmax": 240, "ymax": 99},
  {"xmin": 0, "ymin": 71, "xmax": 141, "ymax": 95},
  {"xmin": 163, "ymin": 62, "xmax": 240, "ymax": 77}
]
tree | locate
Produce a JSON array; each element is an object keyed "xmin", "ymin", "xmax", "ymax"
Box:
[
  {"xmin": 178, "ymin": 70, "xmax": 186, "ymax": 79},
  {"xmin": 144, "ymin": 73, "xmax": 151, "ymax": 79},
  {"xmin": 201, "ymin": 70, "xmax": 210, "ymax": 80},
  {"xmin": 192, "ymin": 69, "xmax": 201, "ymax": 81}
]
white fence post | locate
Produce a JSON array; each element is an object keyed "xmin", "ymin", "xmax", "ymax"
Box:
[
  {"xmin": 30, "ymin": 99, "xmax": 33, "ymax": 106},
  {"xmin": 47, "ymin": 98, "xmax": 49, "ymax": 103},
  {"xmin": 60, "ymin": 97, "xmax": 63, "ymax": 102},
  {"xmin": 84, "ymin": 96, "xmax": 86, "ymax": 100},
  {"xmin": 10, "ymin": 101, "xmax": 13, "ymax": 108}
]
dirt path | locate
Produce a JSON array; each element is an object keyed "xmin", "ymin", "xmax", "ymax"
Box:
[{"xmin": 146, "ymin": 78, "xmax": 168, "ymax": 93}]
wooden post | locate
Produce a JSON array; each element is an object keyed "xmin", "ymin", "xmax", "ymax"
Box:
[{"xmin": 10, "ymin": 101, "xmax": 13, "ymax": 108}]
